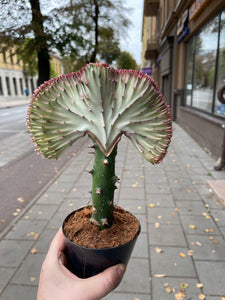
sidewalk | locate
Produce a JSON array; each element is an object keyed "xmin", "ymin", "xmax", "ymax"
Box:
[
  {"xmin": 0, "ymin": 99, "xmax": 30, "ymax": 109},
  {"xmin": 0, "ymin": 123, "xmax": 225, "ymax": 299}
]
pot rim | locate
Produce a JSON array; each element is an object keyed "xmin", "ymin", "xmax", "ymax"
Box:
[{"xmin": 62, "ymin": 205, "xmax": 141, "ymax": 251}]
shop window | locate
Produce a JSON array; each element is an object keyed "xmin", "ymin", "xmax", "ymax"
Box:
[
  {"xmin": 214, "ymin": 10, "xmax": 225, "ymax": 117},
  {"xmin": 184, "ymin": 38, "xmax": 194, "ymax": 106},
  {"xmin": 184, "ymin": 8, "xmax": 225, "ymax": 118}
]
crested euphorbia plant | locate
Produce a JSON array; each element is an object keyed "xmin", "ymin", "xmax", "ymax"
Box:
[{"xmin": 27, "ymin": 63, "xmax": 172, "ymax": 229}]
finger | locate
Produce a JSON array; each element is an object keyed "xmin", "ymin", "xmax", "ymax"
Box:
[
  {"xmin": 46, "ymin": 228, "xmax": 65, "ymax": 263},
  {"xmin": 84, "ymin": 264, "xmax": 126, "ymax": 299}
]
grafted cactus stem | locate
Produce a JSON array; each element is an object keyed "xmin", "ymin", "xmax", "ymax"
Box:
[{"xmin": 91, "ymin": 141, "xmax": 118, "ymax": 229}]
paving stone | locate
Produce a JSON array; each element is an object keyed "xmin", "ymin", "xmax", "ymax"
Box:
[
  {"xmin": 138, "ymin": 214, "xmax": 147, "ymax": 233},
  {"xmin": 186, "ymin": 234, "xmax": 225, "ymax": 260},
  {"xmin": 147, "ymin": 207, "xmax": 180, "ymax": 224},
  {"xmin": 59, "ymin": 197, "xmax": 91, "ymax": 214},
  {"xmin": 47, "ymin": 211, "xmax": 65, "ymax": 229},
  {"xmin": 150, "ymin": 246, "xmax": 196, "ymax": 277},
  {"xmin": 146, "ymin": 183, "xmax": 171, "ymax": 195},
  {"xmin": 25, "ymin": 204, "xmax": 58, "ymax": 220},
  {"xmin": 11, "ymin": 253, "xmax": 45, "ymax": 286},
  {"xmin": 132, "ymin": 233, "xmax": 148, "ymax": 258},
  {"xmin": 151, "ymin": 277, "xmax": 200, "ymax": 300},
  {"xmin": 47, "ymin": 181, "xmax": 74, "ymax": 193},
  {"xmin": 67, "ymin": 185, "xmax": 92, "ymax": 199},
  {"xmin": 196, "ymin": 261, "xmax": 225, "ymax": 295},
  {"xmin": 220, "ymin": 226, "xmax": 225, "ymax": 238},
  {"xmin": 0, "ymin": 284, "xmax": 37, "ymax": 300},
  {"xmin": 0, "ymin": 240, "xmax": 33, "ymax": 267},
  {"xmin": 104, "ymin": 292, "xmax": 150, "ymax": 299},
  {"xmin": 0, "ymin": 267, "xmax": 16, "ymax": 294},
  {"xmin": 145, "ymin": 194, "xmax": 175, "ymax": 207},
  {"xmin": 175, "ymin": 200, "xmax": 207, "ymax": 214},
  {"xmin": 5, "ymin": 219, "xmax": 48, "ymax": 241},
  {"xmin": 33, "ymin": 228, "xmax": 57, "ymax": 253},
  {"xmin": 115, "ymin": 258, "xmax": 150, "ymax": 294},
  {"xmin": 148, "ymin": 224, "xmax": 187, "ymax": 247},
  {"xmin": 210, "ymin": 209, "xmax": 225, "ymax": 226},
  {"xmin": 36, "ymin": 191, "xmax": 65, "ymax": 205},
  {"xmin": 179, "ymin": 215, "xmax": 220, "ymax": 235},
  {"xmin": 119, "ymin": 199, "xmax": 146, "ymax": 215},
  {"xmin": 172, "ymin": 186, "xmax": 202, "ymax": 200},
  {"xmin": 119, "ymin": 186, "xmax": 145, "ymax": 200}
]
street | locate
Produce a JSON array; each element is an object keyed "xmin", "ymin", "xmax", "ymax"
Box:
[
  {"xmin": 0, "ymin": 105, "xmax": 88, "ymax": 233},
  {"xmin": 0, "ymin": 105, "xmax": 28, "ymax": 140}
]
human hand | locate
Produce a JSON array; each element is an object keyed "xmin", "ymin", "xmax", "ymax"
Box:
[{"xmin": 37, "ymin": 228, "xmax": 126, "ymax": 300}]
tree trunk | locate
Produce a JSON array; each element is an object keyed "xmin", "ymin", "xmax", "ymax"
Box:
[
  {"xmin": 90, "ymin": 0, "xmax": 99, "ymax": 63},
  {"xmin": 29, "ymin": 0, "xmax": 50, "ymax": 85}
]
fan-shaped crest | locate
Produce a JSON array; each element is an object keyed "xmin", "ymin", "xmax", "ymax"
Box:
[{"xmin": 27, "ymin": 63, "xmax": 172, "ymax": 163}]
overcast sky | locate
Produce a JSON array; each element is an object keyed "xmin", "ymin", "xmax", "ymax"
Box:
[{"xmin": 120, "ymin": 0, "xmax": 143, "ymax": 65}]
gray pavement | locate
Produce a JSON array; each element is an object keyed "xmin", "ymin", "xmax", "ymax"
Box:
[{"xmin": 0, "ymin": 122, "xmax": 225, "ymax": 299}]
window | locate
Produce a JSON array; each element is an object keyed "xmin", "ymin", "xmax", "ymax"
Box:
[
  {"xmin": 5, "ymin": 77, "xmax": 11, "ymax": 95},
  {"xmin": 214, "ymin": 10, "xmax": 225, "ymax": 116},
  {"xmin": 13, "ymin": 78, "xmax": 18, "ymax": 95},
  {"xmin": 0, "ymin": 77, "xmax": 3, "ymax": 95},
  {"xmin": 19, "ymin": 78, "xmax": 24, "ymax": 94},
  {"xmin": 184, "ymin": 8, "xmax": 225, "ymax": 118}
]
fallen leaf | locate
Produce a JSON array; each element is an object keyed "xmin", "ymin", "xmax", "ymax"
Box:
[
  {"xmin": 157, "ymin": 215, "xmax": 162, "ymax": 219},
  {"xmin": 196, "ymin": 283, "xmax": 203, "ymax": 288},
  {"xmin": 13, "ymin": 212, "xmax": 18, "ymax": 216},
  {"xmin": 155, "ymin": 247, "xmax": 163, "ymax": 253},
  {"xmin": 155, "ymin": 222, "xmax": 160, "ymax": 229},
  {"xmin": 188, "ymin": 250, "xmax": 194, "ymax": 256},
  {"xmin": 199, "ymin": 294, "xmax": 206, "ymax": 300},
  {"xmin": 189, "ymin": 225, "xmax": 196, "ymax": 229},
  {"xmin": 149, "ymin": 203, "xmax": 155, "ymax": 208},
  {"xmin": 34, "ymin": 233, "xmax": 39, "ymax": 240},
  {"xmin": 137, "ymin": 206, "xmax": 142, "ymax": 210},
  {"xmin": 205, "ymin": 228, "xmax": 213, "ymax": 233},
  {"xmin": 73, "ymin": 188, "xmax": 77, "ymax": 192},
  {"xmin": 179, "ymin": 252, "xmax": 186, "ymax": 258},
  {"xmin": 215, "ymin": 218, "xmax": 220, "ymax": 222},
  {"xmin": 165, "ymin": 286, "xmax": 172, "ymax": 293},
  {"xmin": 17, "ymin": 197, "xmax": 24, "ymax": 203},
  {"xmin": 132, "ymin": 184, "xmax": 137, "ymax": 188},
  {"xmin": 30, "ymin": 248, "xmax": 37, "ymax": 254},
  {"xmin": 212, "ymin": 240, "xmax": 219, "ymax": 244},
  {"xmin": 153, "ymin": 274, "xmax": 166, "ymax": 278},
  {"xmin": 202, "ymin": 212, "xmax": 211, "ymax": 219},
  {"xmin": 186, "ymin": 164, "xmax": 190, "ymax": 168},
  {"xmin": 193, "ymin": 241, "xmax": 202, "ymax": 246},
  {"xmin": 1, "ymin": 220, "xmax": 6, "ymax": 224},
  {"xmin": 134, "ymin": 298, "xmax": 140, "ymax": 300},
  {"xmin": 180, "ymin": 282, "xmax": 189, "ymax": 289},
  {"xmin": 175, "ymin": 291, "xmax": 186, "ymax": 300},
  {"xmin": 30, "ymin": 277, "xmax": 36, "ymax": 282},
  {"xmin": 221, "ymin": 297, "xmax": 225, "ymax": 300}
]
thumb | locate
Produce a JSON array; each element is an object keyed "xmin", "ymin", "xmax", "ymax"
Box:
[{"xmin": 86, "ymin": 264, "xmax": 126, "ymax": 299}]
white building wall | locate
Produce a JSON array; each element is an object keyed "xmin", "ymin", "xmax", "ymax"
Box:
[{"xmin": 0, "ymin": 68, "xmax": 37, "ymax": 102}]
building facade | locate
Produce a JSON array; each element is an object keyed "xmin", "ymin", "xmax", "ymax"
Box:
[
  {"xmin": 0, "ymin": 49, "xmax": 64, "ymax": 103},
  {"xmin": 142, "ymin": 0, "xmax": 225, "ymax": 159}
]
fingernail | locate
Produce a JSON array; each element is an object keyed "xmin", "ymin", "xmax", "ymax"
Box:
[{"xmin": 117, "ymin": 264, "xmax": 125, "ymax": 277}]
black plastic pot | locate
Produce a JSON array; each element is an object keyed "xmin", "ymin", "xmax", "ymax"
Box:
[{"xmin": 62, "ymin": 207, "xmax": 141, "ymax": 278}]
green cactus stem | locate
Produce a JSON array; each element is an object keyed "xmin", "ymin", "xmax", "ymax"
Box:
[{"xmin": 91, "ymin": 141, "xmax": 118, "ymax": 228}]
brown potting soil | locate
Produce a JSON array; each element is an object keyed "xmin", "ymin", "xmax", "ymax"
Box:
[{"xmin": 63, "ymin": 206, "xmax": 140, "ymax": 249}]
